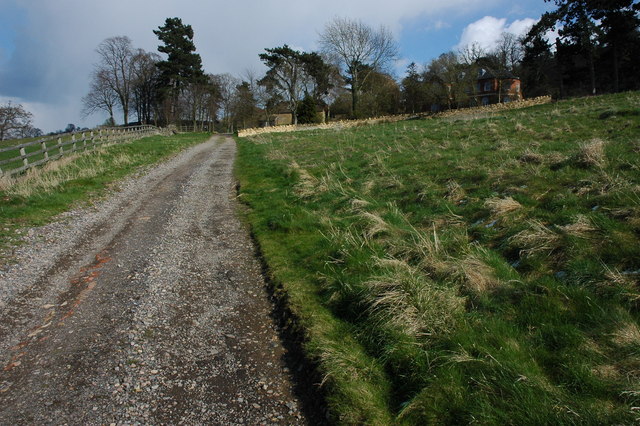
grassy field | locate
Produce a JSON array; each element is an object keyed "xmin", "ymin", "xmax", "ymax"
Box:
[
  {"xmin": 0, "ymin": 132, "xmax": 211, "ymax": 254},
  {"xmin": 236, "ymin": 92, "xmax": 640, "ymax": 424}
]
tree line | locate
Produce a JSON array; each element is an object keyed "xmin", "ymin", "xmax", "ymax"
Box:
[
  {"xmin": 5, "ymin": 0, "xmax": 637, "ymax": 140},
  {"xmin": 402, "ymin": 0, "xmax": 640, "ymax": 113},
  {"xmin": 80, "ymin": 16, "xmax": 403, "ymax": 131}
]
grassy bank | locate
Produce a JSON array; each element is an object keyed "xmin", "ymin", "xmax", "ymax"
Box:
[
  {"xmin": 236, "ymin": 92, "xmax": 640, "ymax": 424},
  {"xmin": 0, "ymin": 132, "xmax": 211, "ymax": 251}
]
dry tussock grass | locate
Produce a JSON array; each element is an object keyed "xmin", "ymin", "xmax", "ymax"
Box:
[
  {"xmin": 591, "ymin": 364, "xmax": 622, "ymax": 381},
  {"xmin": 289, "ymin": 161, "xmax": 326, "ymax": 198},
  {"xmin": 575, "ymin": 138, "xmax": 607, "ymax": 168},
  {"xmin": 495, "ymin": 140, "xmax": 512, "ymax": 151},
  {"xmin": 485, "ymin": 196, "xmax": 522, "ymax": 217},
  {"xmin": 600, "ymin": 266, "xmax": 640, "ymax": 303},
  {"xmin": 510, "ymin": 220, "xmax": 562, "ymax": 257},
  {"xmin": 366, "ymin": 261, "xmax": 464, "ymax": 338},
  {"xmin": 317, "ymin": 341, "xmax": 372, "ymax": 386},
  {"xmin": 519, "ymin": 149, "xmax": 544, "ymax": 164},
  {"xmin": 266, "ymin": 149, "xmax": 289, "ymax": 161},
  {"xmin": 547, "ymin": 152, "xmax": 568, "ymax": 165},
  {"xmin": 603, "ymin": 266, "xmax": 634, "ymax": 287},
  {"xmin": 360, "ymin": 211, "xmax": 395, "ymax": 239},
  {"xmin": 362, "ymin": 180, "xmax": 375, "ymax": 194},
  {"xmin": 455, "ymin": 255, "xmax": 501, "ymax": 294},
  {"xmin": 612, "ymin": 321, "xmax": 640, "ymax": 347},
  {"xmin": 560, "ymin": 215, "xmax": 598, "ymax": 238},
  {"xmin": 514, "ymin": 122, "xmax": 527, "ymax": 132},
  {"xmin": 445, "ymin": 180, "xmax": 465, "ymax": 202},
  {"xmin": 449, "ymin": 346, "xmax": 481, "ymax": 364},
  {"xmin": 350, "ymin": 198, "xmax": 371, "ymax": 210}
]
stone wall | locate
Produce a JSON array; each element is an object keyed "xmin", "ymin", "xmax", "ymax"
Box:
[{"xmin": 237, "ymin": 96, "xmax": 553, "ymax": 138}]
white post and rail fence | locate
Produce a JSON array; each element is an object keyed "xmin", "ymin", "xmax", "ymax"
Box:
[{"xmin": 0, "ymin": 125, "xmax": 161, "ymax": 177}]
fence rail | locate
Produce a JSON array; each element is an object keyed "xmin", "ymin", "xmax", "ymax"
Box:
[{"xmin": 0, "ymin": 125, "xmax": 160, "ymax": 176}]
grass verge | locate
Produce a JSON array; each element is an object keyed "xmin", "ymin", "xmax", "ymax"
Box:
[
  {"xmin": 0, "ymin": 132, "xmax": 211, "ymax": 255},
  {"xmin": 235, "ymin": 92, "xmax": 640, "ymax": 424}
]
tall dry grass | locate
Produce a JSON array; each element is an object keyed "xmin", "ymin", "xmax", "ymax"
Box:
[
  {"xmin": 1, "ymin": 151, "xmax": 134, "ymax": 198},
  {"xmin": 366, "ymin": 259, "xmax": 464, "ymax": 339}
]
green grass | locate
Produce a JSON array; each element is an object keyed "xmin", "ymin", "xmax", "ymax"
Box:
[
  {"xmin": 0, "ymin": 134, "xmax": 45, "ymax": 148},
  {"xmin": 0, "ymin": 132, "xmax": 211, "ymax": 254},
  {"xmin": 236, "ymin": 92, "xmax": 640, "ymax": 424}
]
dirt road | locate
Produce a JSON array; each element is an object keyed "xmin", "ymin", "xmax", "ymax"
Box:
[{"xmin": 0, "ymin": 136, "xmax": 315, "ymax": 424}]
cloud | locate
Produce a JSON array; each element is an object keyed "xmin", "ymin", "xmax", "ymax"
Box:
[
  {"xmin": 456, "ymin": 16, "xmax": 536, "ymax": 51},
  {"xmin": 0, "ymin": 0, "xmax": 517, "ymax": 131},
  {"xmin": 429, "ymin": 21, "xmax": 452, "ymax": 31},
  {"xmin": 0, "ymin": 95, "xmax": 79, "ymax": 133}
]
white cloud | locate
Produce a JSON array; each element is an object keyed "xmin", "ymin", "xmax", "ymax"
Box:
[
  {"xmin": 456, "ymin": 16, "xmax": 536, "ymax": 51},
  {"xmin": 506, "ymin": 18, "xmax": 538, "ymax": 37}
]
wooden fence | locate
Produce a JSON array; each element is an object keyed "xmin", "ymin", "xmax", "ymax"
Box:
[
  {"xmin": 177, "ymin": 124, "xmax": 211, "ymax": 133},
  {"xmin": 0, "ymin": 125, "xmax": 160, "ymax": 176}
]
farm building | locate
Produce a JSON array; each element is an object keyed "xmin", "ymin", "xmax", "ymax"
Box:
[{"xmin": 474, "ymin": 69, "xmax": 523, "ymax": 105}]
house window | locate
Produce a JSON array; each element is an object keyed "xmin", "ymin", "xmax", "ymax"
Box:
[{"xmin": 484, "ymin": 81, "xmax": 492, "ymax": 92}]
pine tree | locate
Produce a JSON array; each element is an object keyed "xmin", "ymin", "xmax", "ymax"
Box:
[{"xmin": 154, "ymin": 17, "xmax": 205, "ymax": 123}]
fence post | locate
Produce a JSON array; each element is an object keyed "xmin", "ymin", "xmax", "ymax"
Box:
[
  {"xmin": 58, "ymin": 137, "xmax": 63, "ymax": 156},
  {"xmin": 20, "ymin": 147, "xmax": 28, "ymax": 169},
  {"xmin": 42, "ymin": 140, "xmax": 49, "ymax": 161},
  {"xmin": 82, "ymin": 132, "xmax": 86, "ymax": 150},
  {"xmin": 72, "ymin": 133, "xmax": 77, "ymax": 153}
]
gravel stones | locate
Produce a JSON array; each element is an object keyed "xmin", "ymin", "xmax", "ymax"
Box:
[{"xmin": 0, "ymin": 136, "xmax": 310, "ymax": 424}]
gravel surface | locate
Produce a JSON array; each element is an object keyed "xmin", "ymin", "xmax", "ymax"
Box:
[{"xmin": 0, "ymin": 136, "xmax": 317, "ymax": 424}]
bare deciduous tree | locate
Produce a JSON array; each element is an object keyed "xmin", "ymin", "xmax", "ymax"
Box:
[
  {"xmin": 244, "ymin": 68, "xmax": 276, "ymax": 126},
  {"xmin": 82, "ymin": 69, "xmax": 119, "ymax": 125},
  {"xmin": 95, "ymin": 36, "xmax": 136, "ymax": 125},
  {"xmin": 0, "ymin": 102, "xmax": 33, "ymax": 141},
  {"xmin": 211, "ymin": 73, "xmax": 240, "ymax": 133},
  {"xmin": 458, "ymin": 43, "xmax": 487, "ymax": 66},
  {"xmin": 319, "ymin": 17, "xmax": 398, "ymax": 117},
  {"xmin": 132, "ymin": 50, "xmax": 162, "ymax": 124},
  {"xmin": 493, "ymin": 32, "xmax": 524, "ymax": 73}
]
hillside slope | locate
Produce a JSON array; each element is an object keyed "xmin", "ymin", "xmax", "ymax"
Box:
[{"xmin": 237, "ymin": 92, "xmax": 640, "ymax": 424}]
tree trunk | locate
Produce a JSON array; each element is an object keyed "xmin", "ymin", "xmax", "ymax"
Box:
[
  {"xmin": 588, "ymin": 49, "xmax": 596, "ymax": 96},
  {"xmin": 613, "ymin": 44, "xmax": 620, "ymax": 93},
  {"xmin": 351, "ymin": 69, "xmax": 359, "ymax": 117}
]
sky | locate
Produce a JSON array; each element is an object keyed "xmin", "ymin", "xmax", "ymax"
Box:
[{"xmin": 0, "ymin": 0, "xmax": 554, "ymax": 133}]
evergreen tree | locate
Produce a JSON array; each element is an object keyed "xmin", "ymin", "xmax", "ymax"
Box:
[
  {"xmin": 401, "ymin": 63, "xmax": 426, "ymax": 114},
  {"xmin": 154, "ymin": 17, "xmax": 206, "ymax": 123},
  {"xmin": 259, "ymin": 45, "xmax": 330, "ymax": 125},
  {"xmin": 232, "ymin": 81, "xmax": 258, "ymax": 129},
  {"xmin": 528, "ymin": 0, "xmax": 640, "ymax": 97},
  {"xmin": 297, "ymin": 94, "xmax": 320, "ymax": 124}
]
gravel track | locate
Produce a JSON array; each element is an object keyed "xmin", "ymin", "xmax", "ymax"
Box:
[{"xmin": 0, "ymin": 135, "xmax": 313, "ymax": 424}]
